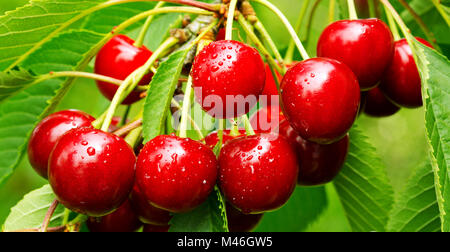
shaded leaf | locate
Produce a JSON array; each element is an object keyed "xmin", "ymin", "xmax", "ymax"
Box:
[{"xmin": 0, "ymin": 68, "xmax": 35, "ymax": 102}]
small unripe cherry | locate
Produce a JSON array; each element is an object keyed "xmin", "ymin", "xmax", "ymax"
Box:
[
  {"xmin": 191, "ymin": 40, "xmax": 266, "ymax": 118},
  {"xmin": 219, "ymin": 133, "xmax": 299, "ymax": 214},
  {"xmin": 28, "ymin": 110, "xmax": 95, "ymax": 179},
  {"xmin": 281, "ymin": 58, "xmax": 360, "ymax": 144},
  {"xmin": 136, "ymin": 135, "xmax": 218, "ymax": 213},
  {"xmin": 94, "ymin": 35, "xmax": 154, "ymax": 105},
  {"xmin": 49, "ymin": 127, "xmax": 136, "ymax": 217},
  {"xmin": 87, "ymin": 200, "xmax": 142, "ymax": 232}
]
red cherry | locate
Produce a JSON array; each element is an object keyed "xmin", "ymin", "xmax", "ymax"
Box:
[
  {"xmin": 226, "ymin": 203, "xmax": 263, "ymax": 232},
  {"xmin": 250, "ymin": 105, "xmax": 285, "ymax": 133},
  {"xmin": 28, "ymin": 110, "xmax": 95, "ymax": 179},
  {"xmin": 317, "ymin": 19, "xmax": 394, "ymax": 90},
  {"xmin": 136, "ymin": 135, "xmax": 218, "ymax": 213},
  {"xmin": 143, "ymin": 224, "xmax": 170, "ymax": 232},
  {"xmin": 379, "ymin": 38, "xmax": 433, "ymax": 108},
  {"xmin": 191, "ymin": 40, "xmax": 266, "ymax": 118},
  {"xmin": 278, "ymin": 120, "xmax": 349, "ymax": 186},
  {"xmin": 129, "ymin": 184, "xmax": 172, "ymax": 225},
  {"xmin": 204, "ymin": 129, "xmax": 247, "ymax": 149},
  {"xmin": 94, "ymin": 35, "xmax": 153, "ymax": 105},
  {"xmin": 49, "ymin": 127, "xmax": 136, "ymax": 217},
  {"xmin": 281, "ymin": 58, "xmax": 360, "ymax": 144},
  {"xmin": 364, "ymin": 87, "xmax": 400, "ymax": 117},
  {"xmin": 87, "ymin": 199, "xmax": 142, "ymax": 232},
  {"xmin": 218, "ymin": 133, "xmax": 299, "ymax": 214}
]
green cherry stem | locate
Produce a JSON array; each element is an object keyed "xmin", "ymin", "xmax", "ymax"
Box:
[
  {"xmin": 383, "ymin": 4, "xmax": 401, "ymax": 41},
  {"xmin": 61, "ymin": 208, "xmax": 71, "ymax": 226},
  {"xmin": 213, "ymin": 119, "xmax": 227, "ymax": 157},
  {"xmin": 398, "ymin": 0, "xmax": 441, "ymax": 51},
  {"xmin": 254, "ymin": 20, "xmax": 286, "ymax": 71},
  {"xmin": 431, "ymin": 0, "xmax": 450, "ymax": 27},
  {"xmin": 251, "ymin": 0, "xmax": 310, "ymax": 60},
  {"xmin": 347, "ymin": 0, "xmax": 358, "ymax": 20},
  {"xmin": 100, "ymin": 36, "xmax": 179, "ymax": 132},
  {"xmin": 241, "ymin": 114, "xmax": 256, "ymax": 136},
  {"xmin": 226, "ymin": 0, "xmax": 239, "ymax": 40},
  {"xmin": 124, "ymin": 126, "xmax": 143, "ymax": 148},
  {"xmin": 368, "ymin": 0, "xmax": 377, "ymax": 18},
  {"xmin": 328, "ymin": 0, "xmax": 336, "ymax": 24},
  {"xmin": 178, "ymin": 76, "xmax": 195, "ymax": 138},
  {"xmin": 134, "ymin": 1, "xmax": 166, "ymax": 48},
  {"xmin": 171, "ymin": 99, "xmax": 204, "ymax": 139},
  {"xmin": 285, "ymin": 0, "xmax": 310, "ymax": 63}
]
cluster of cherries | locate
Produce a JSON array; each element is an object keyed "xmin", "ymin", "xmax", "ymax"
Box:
[{"xmin": 27, "ymin": 13, "xmax": 429, "ymax": 232}]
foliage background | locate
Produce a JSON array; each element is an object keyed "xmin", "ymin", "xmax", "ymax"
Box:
[{"xmin": 0, "ymin": 0, "xmax": 431, "ymax": 232}]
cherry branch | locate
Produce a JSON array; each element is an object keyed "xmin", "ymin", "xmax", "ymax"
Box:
[{"xmin": 39, "ymin": 200, "xmax": 59, "ymax": 232}]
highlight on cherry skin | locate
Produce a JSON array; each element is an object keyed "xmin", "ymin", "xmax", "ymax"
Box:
[
  {"xmin": 281, "ymin": 58, "xmax": 361, "ymax": 144},
  {"xmin": 136, "ymin": 134, "xmax": 218, "ymax": 213},
  {"xmin": 317, "ymin": 18, "xmax": 394, "ymax": 90},
  {"xmin": 48, "ymin": 127, "xmax": 136, "ymax": 217},
  {"xmin": 28, "ymin": 110, "xmax": 95, "ymax": 179},
  {"xmin": 191, "ymin": 40, "xmax": 266, "ymax": 119},
  {"xmin": 218, "ymin": 133, "xmax": 299, "ymax": 214},
  {"xmin": 95, "ymin": 35, "xmax": 154, "ymax": 105}
]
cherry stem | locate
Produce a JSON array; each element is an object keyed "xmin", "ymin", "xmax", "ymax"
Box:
[
  {"xmin": 114, "ymin": 118, "xmax": 143, "ymax": 137},
  {"xmin": 285, "ymin": 0, "xmax": 310, "ymax": 63},
  {"xmin": 398, "ymin": 0, "xmax": 441, "ymax": 51},
  {"xmin": 100, "ymin": 36, "xmax": 179, "ymax": 132},
  {"xmin": 161, "ymin": 0, "xmax": 221, "ymax": 12},
  {"xmin": 61, "ymin": 208, "xmax": 71, "ymax": 226},
  {"xmin": 383, "ymin": 4, "xmax": 401, "ymax": 41},
  {"xmin": 39, "ymin": 199, "xmax": 59, "ymax": 232},
  {"xmin": 431, "ymin": 0, "xmax": 450, "ymax": 27},
  {"xmin": 213, "ymin": 119, "xmax": 226, "ymax": 156},
  {"xmin": 124, "ymin": 126, "xmax": 143, "ymax": 148},
  {"xmin": 237, "ymin": 14, "xmax": 283, "ymax": 74},
  {"xmin": 134, "ymin": 1, "xmax": 166, "ymax": 48},
  {"xmin": 121, "ymin": 106, "xmax": 132, "ymax": 126},
  {"xmin": 328, "ymin": 0, "xmax": 336, "ymax": 24},
  {"xmin": 41, "ymin": 71, "xmax": 122, "ymax": 86},
  {"xmin": 347, "ymin": 0, "xmax": 358, "ymax": 20},
  {"xmin": 254, "ymin": 20, "xmax": 286, "ymax": 71},
  {"xmin": 251, "ymin": 0, "xmax": 310, "ymax": 60},
  {"xmin": 171, "ymin": 99, "xmax": 204, "ymax": 139},
  {"xmin": 229, "ymin": 120, "xmax": 240, "ymax": 136},
  {"xmin": 241, "ymin": 114, "xmax": 256, "ymax": 136},
  {"xmin": 304, "ymin": 0, "xmax": 321, "ymax": 42},
  {"xmin": 367, "ymin": 0, "xmax": 377, "ymax": 18},
  {"xmin": 226, "ymin": 0, "xmax": 239, "ymax": 40}
]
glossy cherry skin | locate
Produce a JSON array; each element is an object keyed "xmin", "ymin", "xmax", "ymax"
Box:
[
  {"xmin": 250, "ymin": 105, "xmax": 285, "ymax": 133},
  {"xmin": 136, "ymin": 135, "xmax": 218, "ymax": 213},
  {"xmin": 317, "ymin": 19, "xmax": 394, "ymax": 90},
  {"xmin": 204, "ymin": 129, "xmax": 247, "ymax": 149},
  {"xmin": 218, "ymin": 133, "xmax": 299, "ymax": 214},
  {"xmin": 281, "ymin": 58, "xmax": 360, "ymax": 144},
  {"xmin": 87, "ymin": 199, "xmax": 142, "ymax": 232},
  {"xmin": 379, "ymin": 38, "xmax": 433, "ymax": 108},
  {"xmin": 129, "ymin": 184, "xmax": 172, "ymax": 225},
  {"xmin": 216, "ymin": 28, "xmax": 226, "ymax": 41},
  {"xmin": 278, "ymin": 120, "xmax": 349, "ymax": 186},
  {"xmin": 143, "ymin": 224, "xmax": 170, "ymax": 232},
  {"xmin": 226, "ymin": 203, "xmax": 263, "ymax": 232},
  {"xmin": 28, "ymin": 110, "xmax": 95, "ymax": 179},
  {"xmin": 49, "ymin": 127, "xmax": 136, "ymax": 217},
  {"xmin": 364, "ymin": 87, "xmax": 400, "ymax": 117},
  {"xmin": 260, "ymin": 64, "xmax": 282, "ymax": 106},
  {"xmin": 191, "ymin": 40, "xmax": 266, "ymax": 118},
  {"xmin": 94, "ymin": 35, "xmax": 153, "ymax": 105}
]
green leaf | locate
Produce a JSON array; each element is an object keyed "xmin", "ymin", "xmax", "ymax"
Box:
[
  {"xmin": 2, "ymin": 184, "xmax": 65, "ymax": 231},
  {"xmin": 255, "ymin": 186, "xmax": 328, "ymax": 232},
  {"xmin": 333, "ymin": 123, "xmax": 395, "ymax": 232},
  {"xmin": 142, "ymin": 49, "xmax": 189, "ymax": 143},
  {"xmin": 169, "ymin": 188, "xmax": 228, "ymax": 232},
  {"xmin": 387, "ymin": 162, "xmax": 441, "ymax": 232},
  {"xmin": 0, "ymin": 68, "xmax": 35, "ymax": 102},
  {"xmin": 411, "ymin": 39, "xmax": 450, "ymax": 232},
  {"xmin": 0, "ymin": 0, "xmax": 105, "ymax": 71},
  {"xmin": 0, "ymin": 30, "xmax": 103, "ymax": 187}
]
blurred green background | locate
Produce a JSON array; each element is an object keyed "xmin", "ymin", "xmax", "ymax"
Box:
[{"xmin": 0, "ymin": 0, "xmax": 429, "ymax": 232}]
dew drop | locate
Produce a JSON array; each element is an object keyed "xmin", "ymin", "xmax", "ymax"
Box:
[{"xmin": 87, "ymin": 147, "xmax": 96, "ymax": 156}]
